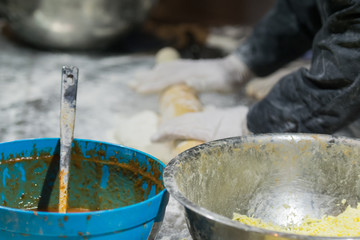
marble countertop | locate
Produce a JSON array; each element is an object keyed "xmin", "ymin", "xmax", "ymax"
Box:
[{"xmin": 0, "ymin": 23, "xmax": 250, "ymax": 239}]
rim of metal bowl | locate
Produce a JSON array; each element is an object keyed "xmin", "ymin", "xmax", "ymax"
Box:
[{"xmin": 163, "ymin": 133, "xmax": 360, "ymax": 240}]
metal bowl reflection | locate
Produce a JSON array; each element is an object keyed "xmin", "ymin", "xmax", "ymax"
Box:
[
  {"xmin": 1, "ymin": 0, "xmax": 155, "ymax": 50},
  {"xmin": 164, "ymin": 134, "xmax": 360, "ymax": 240}
]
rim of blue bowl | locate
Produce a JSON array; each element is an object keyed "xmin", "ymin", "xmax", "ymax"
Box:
[{"xmin": 0, "ymin": 138, "xmax": 168, "ymax": 236}]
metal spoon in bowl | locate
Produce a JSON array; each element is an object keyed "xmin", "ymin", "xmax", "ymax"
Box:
[{"xmin": 59, "ymin": 66, "xmax": 79, "ymax": 213}]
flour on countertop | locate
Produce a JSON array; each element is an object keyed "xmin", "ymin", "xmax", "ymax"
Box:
[
  {"xmin": 111, "ymin": 110, "xmax": 174, "ymax": 164},
  {"xmin": 0, "ymin": 27, "xmax": 243, "ymax": 240}
]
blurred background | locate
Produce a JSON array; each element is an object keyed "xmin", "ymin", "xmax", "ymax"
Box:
[
  {"xmin": 0, "ymin": 0, "xmax": 275, "ymax": 56},
  {"xmin": 0, "ymin": 1, "xmax": 275, "ymax": 239},
  {"xmin": 0, "ymin": 0, "xmax": 282, "ymax": 157}
]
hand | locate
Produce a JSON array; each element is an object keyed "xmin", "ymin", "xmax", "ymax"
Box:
[
  {"xmin": 129, "ymin": 55, "xmax": 253, "ymax": 94},
  {"xmin": 152, "ymin": 106, "xmax": 250, "ymax": 142}
]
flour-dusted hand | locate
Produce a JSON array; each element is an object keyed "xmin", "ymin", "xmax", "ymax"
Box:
[
  {"xmin": 129, "ymin": 55, "xmax": 253, "ymax": 94},
  {"xmin": 152, "ymin": 106, "xmax": 250, "ymax": 142}
]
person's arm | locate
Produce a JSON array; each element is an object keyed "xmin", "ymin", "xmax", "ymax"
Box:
[
  {"xmin": 236, "ymin": 0, "xmax": 321, "ymax": 77},
  {"xmin": 247, "ymin": 1, "xmax": 360, "ymax": 134},
  {"xmin": 130, "ymin": 0, "xmax": 322, "ymax": 94}
]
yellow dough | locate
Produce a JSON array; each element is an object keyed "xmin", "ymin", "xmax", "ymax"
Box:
[
  {"xmin": 160, "ymin": 83, "xmax": 202, "ymax": 122},
  {"xmin": 233, "ymin": 203, "xmax": 360, "ymax": 237},
  {"xmin": 155, "ymin": 47, "xmax": 181, "ymax": 63},
  {"xmin": 160, "ymin": 83, "xmax": 205, "ymax": 154},
  {"xmin": 173, "ymin": 139, "xmax": 204, "ymax": 155},
  {"xmin": 156, "ymin": 47, "xmax": 205, "ymax": 154}
]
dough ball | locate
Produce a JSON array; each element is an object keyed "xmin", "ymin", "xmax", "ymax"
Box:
[
  {"xmin": 174, "ymin": 140, "xmax": 204, "ymax": 155},
  {"xmin": 155, "ymin": 47, "xmax": 180, "ymax": 64},
  {"xmin": 112, "ymin": 110, "xmax": 173, "ymax": 163}
]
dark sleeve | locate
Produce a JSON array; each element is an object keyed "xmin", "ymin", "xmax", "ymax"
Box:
[
  {"xmin": 235, "ymin": 0, "xmax": 321, "ymax": 76},
  {"xmin": 247, "ymin": 1, "xmax": 360, "ymax": 134}
]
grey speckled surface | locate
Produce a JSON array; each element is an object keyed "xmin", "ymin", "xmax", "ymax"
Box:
[
  {"xmin": 2, "ymin": 16, "xmax": 359, "ymax": 238},
  {"xmin": 0, "ymin": 31, "xmax": 190, "ymax": 240},
  {"xmin": 0, "ymin": 21, "xmax": 250, "ymax": 239}
]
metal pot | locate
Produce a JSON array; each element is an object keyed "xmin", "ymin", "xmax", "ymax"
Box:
[
  {"xmin": 164, "ymin": 134, "xmax": 360, "ymax": 240},
  {"xmin": 0, "ymin": 0, "xmax": 156, "ymax": 50}
]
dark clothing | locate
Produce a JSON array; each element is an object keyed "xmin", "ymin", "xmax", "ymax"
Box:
[{"xmin": 237, "ymin": 0, "xmax": 360, "ymax": 134}]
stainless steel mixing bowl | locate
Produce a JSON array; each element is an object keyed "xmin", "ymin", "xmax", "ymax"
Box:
[
  {"xmin": 163, "ymin": 134, "xmax": 360, "ymax": 240},
  {"xmin": 1, "ymin": 0, "xmax": 155, "ymax": 50}
]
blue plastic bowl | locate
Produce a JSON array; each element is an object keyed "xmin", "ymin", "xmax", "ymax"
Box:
[{"xmin": 0, "ymin": 138, "xmax": 169, "ymax": 239}]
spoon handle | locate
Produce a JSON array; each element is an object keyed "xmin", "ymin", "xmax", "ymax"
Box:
[{"xmin": 59, "ymin": 66, "xmax": 79, "ymax": 213}]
